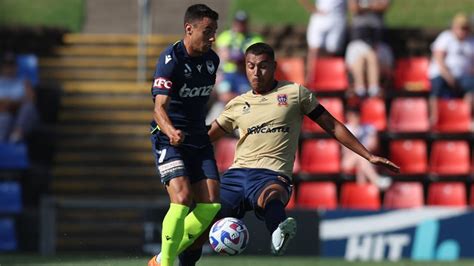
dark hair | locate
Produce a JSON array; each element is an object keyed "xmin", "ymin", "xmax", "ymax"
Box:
[
  {"xmin": 245, "ymin": 42, "xmax": 275, "ymax": 60},
  {"xmin": 184, "ymin": 4, "xmax": 219, "ymax": 24}
]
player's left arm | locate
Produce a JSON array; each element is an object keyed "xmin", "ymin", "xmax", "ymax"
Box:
[
  {"xmin": 208, "ymin": 120, "xmax": 228, "ymax": 142},
  {"xmin": 307, "ymin": 105, "xmax": 400, "ymax": 173}
]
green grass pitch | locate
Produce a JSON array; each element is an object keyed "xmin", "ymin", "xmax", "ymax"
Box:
[{"xmin": 1, "ymin": 254, "xmax": 474, "ymax": 266}]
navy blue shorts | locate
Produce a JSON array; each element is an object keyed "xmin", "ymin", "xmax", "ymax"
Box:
[
  {"xmin": 151, "ymin": 135, "xmax": 219, "ymax": 184},
  {"xmin": 218, "ymin": 168, "xmax": 293, "ymax": 220}
]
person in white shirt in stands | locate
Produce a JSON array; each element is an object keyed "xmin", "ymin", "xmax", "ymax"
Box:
[
  {"xmin": 345, "ymin": 0, "xmax": 393, "ymax": 98},
  {"xmin": 299, "ymin": 0, "xmax": 347, "ymax": 85},
  {"xmin": 428, "ymin": 12, "xmax": 474, "ymax": 125}
]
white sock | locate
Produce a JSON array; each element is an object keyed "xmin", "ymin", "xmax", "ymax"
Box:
[
  {"xmin": 354, "ymin": 86, "xmax": 366, "ymax": 97},
  {"xmin": 368, "ymin": 86, "xmax": 380, "ymax": 97}
]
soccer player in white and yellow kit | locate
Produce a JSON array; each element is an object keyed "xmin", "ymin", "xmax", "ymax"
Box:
[{"xmin": 178, "ymin": 42, "xmax": 399, "ymax": 265}]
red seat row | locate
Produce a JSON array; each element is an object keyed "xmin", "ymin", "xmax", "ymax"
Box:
[
  {"xmin": 287, "ymin": 181, "xmax": 471, "ymax": 210},
  {"xmin": 215, "ymin": 138, "xmax": 473, "ymax": 176},
  {"xmin": 301, "ymin": 97, "xmax": 471, "ymax": 134},
  {"xmin": 297, "ymin": 139, "xmax": 472, "ymax": 175},
  {"xmin": 277, "ymin": 56, "xmax": 431, "ymax": 93}
]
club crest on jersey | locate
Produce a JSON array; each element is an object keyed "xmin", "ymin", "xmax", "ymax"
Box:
[
  {"xmin": 206, "ymin": 60, "xmax": 215, "ymax": 75},
  {"xmin": 184, "ymin": 64, "xmax": 192, "ymax": 78},
  {"xmin": 277, "ymin": 94, "xmax": 288, "ymax": 106},
  {"xmin": 196, "ymin": 64, "xmax": 202, "ymax": 73}
]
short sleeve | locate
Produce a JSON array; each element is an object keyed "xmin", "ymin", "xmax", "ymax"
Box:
[
  {"xmin": 151, "ymin": 50, "xmax": 176, "ymax": 97},
  {"xmin": 299, "ymin": 85, "xmax": 320, "ymax": 115},
  {"xmin": 431, "ymin": 31, "xmax": 451, "ymax": 53},
  {"xmin": 215, "ymin": 100, "xmax": 237, "ymax": 133}
]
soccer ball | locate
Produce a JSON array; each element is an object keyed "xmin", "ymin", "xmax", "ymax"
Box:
[{"xmin": 209, "ymin": 217, "xmax": 249, "ymax": 255}]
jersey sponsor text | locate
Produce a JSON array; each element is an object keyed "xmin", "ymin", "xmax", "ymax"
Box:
[
  {"xmin": 153, "ymin": 77, "xmax": 173, "ymax": 89},
  {"xmin": 179, "ymin": 83, "xmax": 213, "ymax": 97}
]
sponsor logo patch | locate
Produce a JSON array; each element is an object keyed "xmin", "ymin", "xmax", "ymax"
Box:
[
  {"xmin": 179, "ymin": 83, "xmax": 213, "ymax": 97},
  {"xmin": 246, "ymin": 122, "xmax": 290, "ymax": 135},
  {"xmin": 184, "ymin": 64, "xmax": 192, "ymax": 78},
  {"xmin": 242, "ymin": 101, "xmax": 251, "ymax": 114},
  {"xmin": 158, "ymin": 160, "xmax": 185, "ymax": 176},
  {"xmin": 165, "ymin": 55, "xmax": 172, "ymax": 64},
  {"xmin": 153, "ymin": 77, "xmax": 173, "ymax": 89}
]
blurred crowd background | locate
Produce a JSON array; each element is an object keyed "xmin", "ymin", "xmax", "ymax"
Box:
[{"xmin": 0, "ymin": 0, "xmax": 473, "ymax": 256}]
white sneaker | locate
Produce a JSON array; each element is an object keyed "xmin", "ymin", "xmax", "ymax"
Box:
[{"xmin": 271, "ymin": 217, "xmax": 297, "ymax": 256}]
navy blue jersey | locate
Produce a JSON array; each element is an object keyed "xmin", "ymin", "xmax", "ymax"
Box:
[{"xmin": 151, "ymin": 40, "xmax": 219, "ymax": 147}]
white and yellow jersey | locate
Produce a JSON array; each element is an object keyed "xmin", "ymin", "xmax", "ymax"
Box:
[{"xmin": 216, "ymin": 81, "xmax": 319, "ymax": 178}]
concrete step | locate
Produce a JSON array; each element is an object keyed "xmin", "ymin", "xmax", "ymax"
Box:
[
  {"xmin": 61, "ymin": 81, "xmax": 150, "ymax": 94},
  {"xmin": 60, "ymin": 95, "xmax": 151, "ymax": 109},
  {"xmin": 59, "ymin": 110, "xmax": 152, "ymax": 122}
]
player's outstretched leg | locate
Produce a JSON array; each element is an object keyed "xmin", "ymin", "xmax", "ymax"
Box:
[
  {"xmin": 271, "ymin": 217, "xmax": 297, "ymax": 256},
  {"xmin": 156, "ymin": 203, "xmax": 190, "ymax": 266},
  {"xmin": 149, "ymin": 203, "xmax": 220, "ymax": 266},
  {"xmin": 177, "ymin": 203, "xmax": 221, "ymax": 253},
  {"xmin": 263, "ymin": 189, "xmax": 296, "ymax": 256}
]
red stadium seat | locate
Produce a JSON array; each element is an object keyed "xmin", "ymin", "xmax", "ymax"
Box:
[
  {"xmin": 302, "ymin": 98, "xmax": 344, "ymax": 133},
  {"xmin": 394, "ymin": 57, "xmax": 430, "ymax": 91},
  {"xmin": 430, "ymin": 140, "xmax": 470, "ymax": 175},
  {"xmin": 306, "ymin": 57, "xmax": 348, "ymax": 92},
  {"xmin": 293, "ymin": 151, "xmax": 300, "ymax": 174},
  {"xmin": 215, "ymin": 138, "xmax": 237, "ymax": 173},
  {"xmin": 286, "ymin": 190, "xmax": 296, "ymax": 210},
  {"xmin": 297, "ymin": 181, "xmax": 337, "ymax": 209},
  {"xmin": 388, "ymin": 97, "xmax": 429, "ymax": 132},
  {"xmin": 427, "ymin": 182, "xmax": 466, "ymax": 206},
  {"xmin": 433, "ymin": 99, "xmax": 471, "ymax": 133},
  {"xmin": 470, "ymin": 185, "xmax": 474, "ymax": 207},
  {"xmin": 275, "ymin": 57, "xmax": 305, "ymax": 85},
  {"xmin": 340, "ymin": 182, "xmax": 380, "ymax": 210},
  {"xmin": 300, "ymin": 139, "xmax": 340, "ymax": 174},
  {"xmin": 360, "ymin": 97, "xmax": 387, "ymax": 131},
  {"xmin": 389, "ymin": 139, "xmax": 427, "ymax": 174},
  {"xmin": 383, "ymin": 182, "xmax": 424, "ymax": 209}
]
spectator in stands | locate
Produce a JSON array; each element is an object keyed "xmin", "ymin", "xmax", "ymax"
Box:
[
  {"xmin": 0, "ymin": 53, "xmax": 38, "ymax": 143},
  {"xmin": 341, "ymin": 107, "xmax": 392, "ymax": 190},
  {"xmin": 216, "ymin": 10, "xmax": 264, "ymax": 74},
  {"xmin": 428, "ymin": 12, "xmax": 474, "ymax": 125},
  {"xmin": 206, "ymin": 51, "xmax": 250, "ymax": 124},
  {"xmin": 298, "ymin": 0, "xmax": 347, "ymax": 85},
  {"xmin": 345, "ymin": 0, "xmax": 393, "ymax": 97}
]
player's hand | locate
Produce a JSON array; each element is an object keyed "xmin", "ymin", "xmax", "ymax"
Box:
[
  {"xmin": 169, "ymin": 129, "xmax": 185, "ymax": 146},
  {"xmin": 368, "ymin": 155, "xmax": 400, "ymax": 173}
]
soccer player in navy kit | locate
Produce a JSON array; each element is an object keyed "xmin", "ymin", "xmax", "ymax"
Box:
[{"xmin": 148, "ymin": 4, "xmax": 221, "ymax": 266}]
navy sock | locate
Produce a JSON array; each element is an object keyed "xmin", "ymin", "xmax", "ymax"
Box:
[
  {"xmin": 264, "ymin": 199, "xmax": 287, "ymax": 233},
  {"xmin": 178, "ymin": 247, "xmax": 202, "ymax": 266}
]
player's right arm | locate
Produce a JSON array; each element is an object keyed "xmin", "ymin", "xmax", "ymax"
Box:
[
  {"xmin": 151, "ymin": 48, "xmax": 184, "ymax": 146},
  {"xmin": 208, "ymin": 99, "xmax": 237, "ymax": 142},
  {"xmin": 153, "ymin": 95, "xmax": 184, "ymax": 146}
]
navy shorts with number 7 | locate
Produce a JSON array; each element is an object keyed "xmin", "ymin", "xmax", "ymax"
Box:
[{"xmin": 151, "ymin": 134, "xmax": 219, "ymax": 184}]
